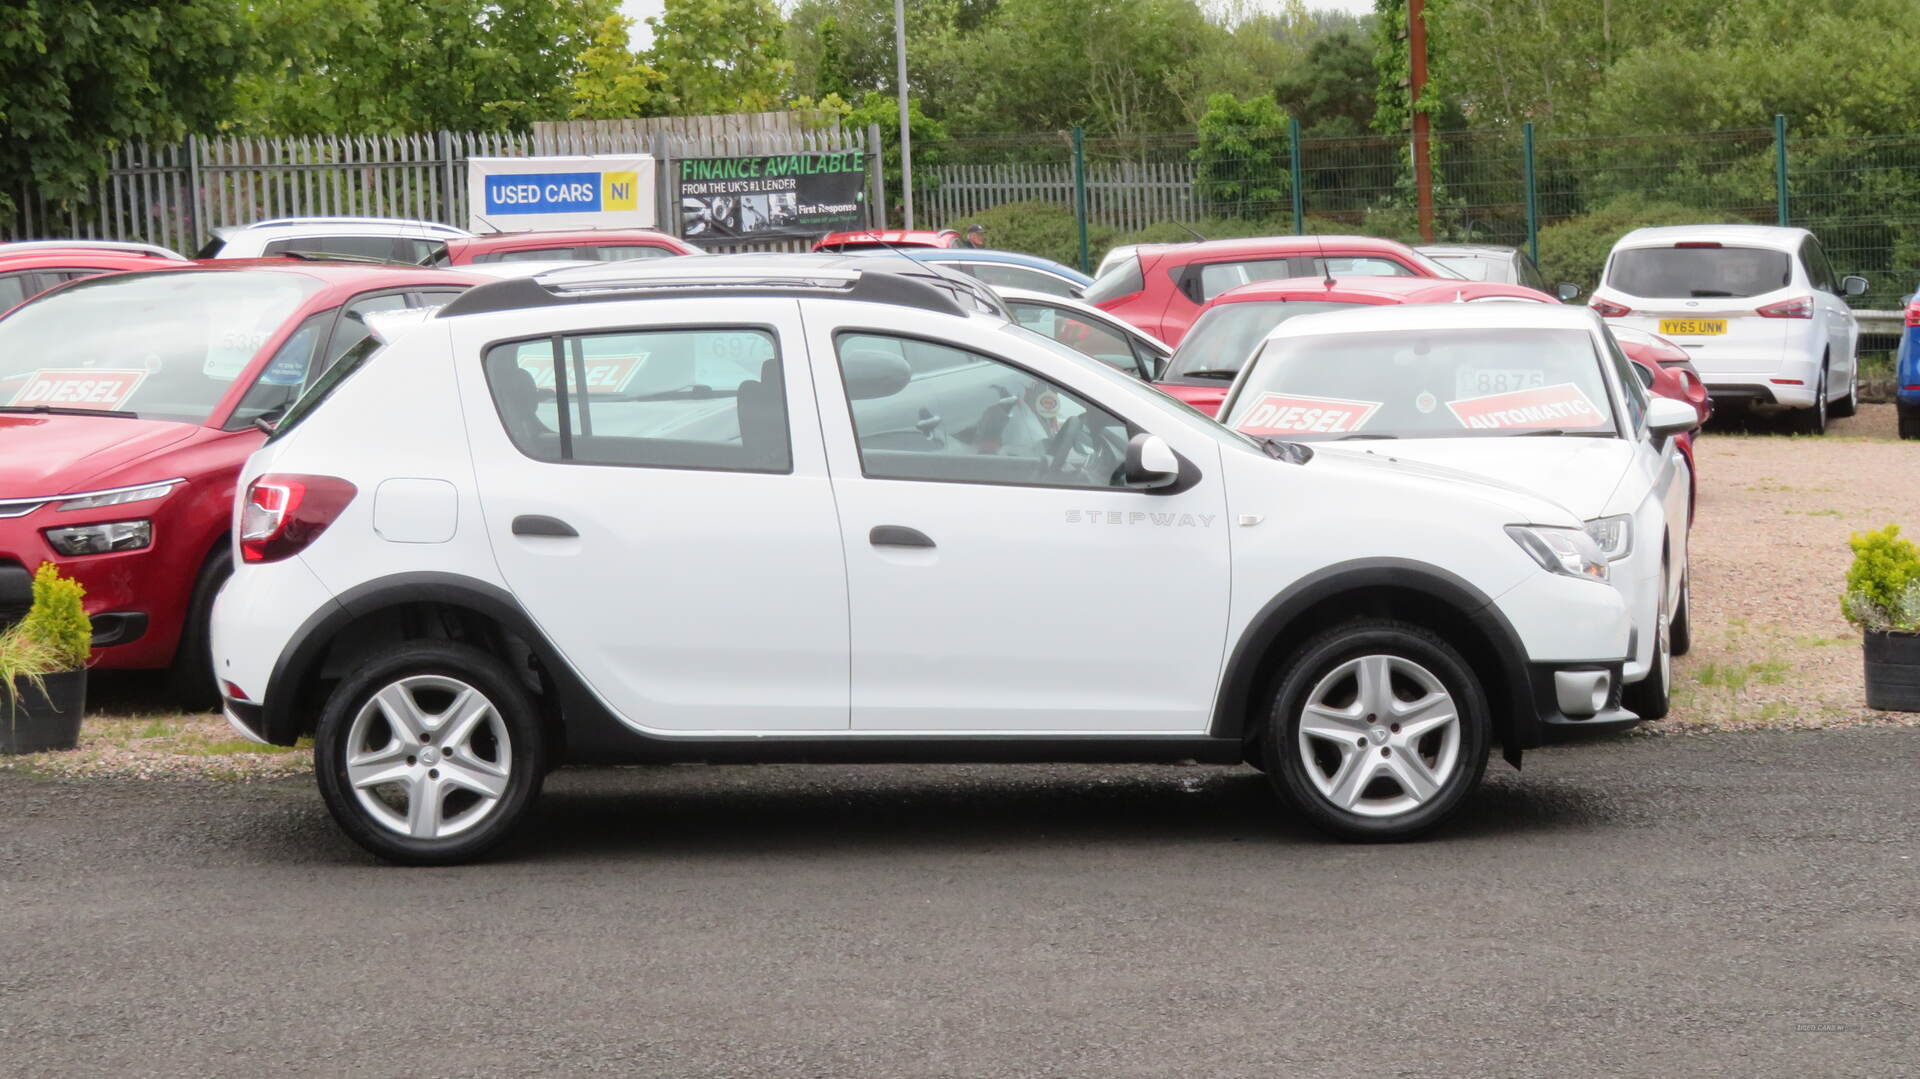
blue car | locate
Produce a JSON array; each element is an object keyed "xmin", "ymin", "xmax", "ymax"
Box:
[
  {"xmin": 901, "ymin": 248, "xmax": 1094, "ymax": 299},
  {"xmin": 1900, "ymin": 288, "xmax": 1919, "ymax": 439}
]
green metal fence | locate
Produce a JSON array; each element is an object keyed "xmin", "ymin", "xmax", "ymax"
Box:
[{"xmin": 917, "ymin": 119, "xmax": 1920, "ymax": 310}]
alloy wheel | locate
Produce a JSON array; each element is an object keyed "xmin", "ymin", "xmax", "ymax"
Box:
[
  {"xmin": 344, "ymin": 675, "xmax": 513, "ymax": 840},
  {"xmin": 1295, "ymin": 654, "xmax": 1462, "ymax": 819}
]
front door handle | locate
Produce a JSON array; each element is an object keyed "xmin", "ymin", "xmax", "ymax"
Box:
[
  {"xmin": 513, "ymin": 514, "xmax": 578, "ymax": 538},
  {"xmin": 869, "ymin": 525, "xmax": 935, "ymax": 549}
]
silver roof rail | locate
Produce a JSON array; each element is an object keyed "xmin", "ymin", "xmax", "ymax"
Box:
[
  {"xmin": 0, "ymin": 240, "xmax": 187, "ymax": 260},
  {"xmin": 243, "ymin": 216, "xmax": 468, "ymax": 235}
]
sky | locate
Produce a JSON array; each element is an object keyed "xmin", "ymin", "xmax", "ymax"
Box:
[{"xmin": 618, "ymin": 0, "xmax": 1373, "ymax": 48}]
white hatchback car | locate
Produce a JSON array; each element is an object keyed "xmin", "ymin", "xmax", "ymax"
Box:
[
  {"xmin": 1588, "ymin": 225, "xmax": 1866, "ymax": 433},
  {"xmin": 1218, "ymin": 304, "xmax": 1697, "ymax": 720},
  {"xmin": 197, "ymin": 217, "xmax": 471, "ymax": 264},
  {"xmin": 211, "ymin": 263, "xmax": 1638, "ymax": 863}
]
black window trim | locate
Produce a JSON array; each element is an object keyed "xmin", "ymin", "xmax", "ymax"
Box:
[{"xmin": 479, "ymin": 320, "xmax": 796, "ymax": 477}]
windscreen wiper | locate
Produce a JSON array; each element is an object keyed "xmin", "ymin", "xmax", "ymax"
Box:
[
  {"xmin": 1176, "ymin": 370, "xmax": 1239, "ymax": 381},
  {"xmin": 0, "ymin": 404, "xmax": 138, "ymax": 418},
  {"xmin": 1329, "ymin": 432, "xmax": 1395, "ymax": 441}
]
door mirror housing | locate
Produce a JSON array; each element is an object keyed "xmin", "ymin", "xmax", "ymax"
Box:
[
  {"xmin": 1841, "ymin": 274, "xmax": 1869, "ymax": 297},
  {"xmin": 1645, "ymin": 396, "xmax": 1700, "ymax": 439},
  {"xmin": 1556, "ymin": 282, "xmax": 1583, "ymax": 302},
  {"xmin": 840, "ymin": 348, "xmax": 913, "ymax": 400},
  {"xmin": 1123, "ymin": 433, "xmax": 1181, "ymax": 490}
]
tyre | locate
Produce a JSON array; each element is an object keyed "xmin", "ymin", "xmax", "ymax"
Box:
[
  {"xmin": 166, "ymin": 546, "xmax": 232, "ymax": 712},
  {"xmin": 1899, "ymin": 402, "xmax": 1920, "ymax": 441},
  {"xmin": 1622, "ymin": 569, "xmax": 1672, "ymax": 720},
  {"xmin": 1262, "ymin": 619, "xmax": 1490, "ymax": 841},
  {"xmin": 1669, "ymin": 569, "xmax": 1692, "ymax": 657},
  {"xmin": 1795, "ymin": 364, "xmax": 1828, "ymax": 435},
  {"xmin": 314, "ymin": 642, "xmax": 546, "ymax": 865},
  {"xmin": 1830, "ymin": 359, "xmax": 1858, "ymax": 418}
]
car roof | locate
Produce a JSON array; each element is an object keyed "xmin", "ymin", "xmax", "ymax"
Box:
[
  {"xmin": 905, "ymin": 248, "xmax": 1093, "ymax": 282},
  {"xmin": 449, "ymin": 229, "xmax": 691, "ymax": 251},
  {"xmin": 1135, "ymin": 234, "xmax": 1421, "ymax": 263},
  {"xmin": 1264, "ymin": 297, "xmax": 1599, "ymax": 342},
  {"xmin": 815, "ymin": 229, "xmax": 958, "ymax": 247},
  {"xmin": 0, "ymin": 240, "xmax": 187, "ymax": 262},
  {"xmin": 1613, "ymin": 224, "xmax": 1807, "ymax": 251},
  {"xmin": 1416, "ymin": 244, "xmax": 1518, "ymax": 259},
  {"xmin": 1209, "ymin": 275, "xmax": 1551, "ymax": 305},
  {"xmin": 214, "ymin": 217, "xmax": 471, "ymax": 240},
  {"xmin": 172, "ymin": 260, "xmax": 489, "ymax": 291}
]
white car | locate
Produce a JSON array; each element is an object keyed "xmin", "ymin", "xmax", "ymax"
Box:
[
  {"xmin": 1218, "ymin": 303, "xmax": 1697, "ymax": 720},
  {"xmin": 197, "ymin": 217, "xmax": 471, "ymax": 264},
  {"xmin": 995, "ymin": 285, "xmax": 1172, "ymax": 381},
  {"xmin": 210, "ymin": 261, "xmax": 1637, "ymax": 864},
  {"xmin": 1587, "ymin": 225, "xmax": 1866, "ymax": 433}
]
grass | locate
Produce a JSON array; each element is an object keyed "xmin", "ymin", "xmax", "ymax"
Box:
[{"xmin": 1785, "ymin": 508, "xmax": 1845, "ymax": 517}]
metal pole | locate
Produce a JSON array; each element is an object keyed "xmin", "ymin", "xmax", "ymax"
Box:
[
  {"xmin": 1289, "ymin": 116, "xmax": 1304, "ymax": 235},
  {"xmin": 1409, "ymin": 0, "xmax": 1434, "ymax": 242},
  {"xmin": 1523, "ymin": 121, "xmax": 1539, "ymax": 265},
  {"xmin": 1072, "ymin": 126, "xmax": 1090, "ymax": 274},
  {"xmin": 894, "ymin": 0, "xmax": 913, "ymax": 229},
  {"xmin": 1773, "ymin": 113, "xmax": 1789, "ymax": 227}
]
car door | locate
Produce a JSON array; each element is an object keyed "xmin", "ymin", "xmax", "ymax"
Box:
[
  {"xmin": 1802, "ymin": 238, "xmax": 1856, "ymax": 391},
  {"xmin": 456, "ymin": 298, "xmax": 851, "ymax": 734},
  {"xmin": 804, "ymin": 304, "xmax": 1232, "ymax": 734},
  {"xmin": 1604, "ymin": 330, "xmax": 1688, "ymax": 590}
]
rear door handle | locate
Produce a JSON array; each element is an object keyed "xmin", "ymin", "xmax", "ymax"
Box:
[
  {"xmin": 513, "ymin": 514, "xmax": 578, "ymax": 538},
  {"xmin": 869, "ymin": 525, "xmax": 935, "ymax": 549}
]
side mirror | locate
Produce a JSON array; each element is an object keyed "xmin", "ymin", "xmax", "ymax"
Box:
[
  {"xmin": 840, "ymin": 349, "xmax": 912, "ymax": 401},
  {"xmin": 1123, "ymin": 432, "xmax": 1181, "ymax": 490},
  {"xmin": 1841, "ymin": 274, "xmax": 1869, "ymax": 297},
  {"xmin": 1646, "ymin": 396, "xmax": 1700, "ymax": 439},
  {"xmin": 1556, "ymin": 282, "xmax": 1583, "ymax": 302}
]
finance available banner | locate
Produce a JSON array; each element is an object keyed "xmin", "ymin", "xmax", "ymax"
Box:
[{"xmin": 677, "ymin": 153, "xmax": 867, "ymax": 241}]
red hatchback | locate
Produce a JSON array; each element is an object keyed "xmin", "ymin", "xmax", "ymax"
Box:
[
  {"xmin": 1087, "ymin": 235, "xmax": 1459, "ymax": 345},
  {"xmin": 1611, "ymin": 324, "xmax": 1712, "ymax": 520},
  {"xmin": 0, "ymin": 262, "xmax": 486, "ymax": 702},
  {"xmin": 430, "ymin": 228, "xmax": 698, "ymax": 266},
  {"xmin": 0, "ymin": 241, "xmax": 189, "ymax": 312},
  {"xmin": 812, "ymin": 228, "xmax": 961, "ymax": 252},
  {"xmin": 1153, "ymin": 275, "xmax": 1559, "ymax": 415}
]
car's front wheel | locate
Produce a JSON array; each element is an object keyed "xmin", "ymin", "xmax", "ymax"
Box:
[
  {"xmin": 314, "ymin": 642, "xmax": 546, "ymax": 865},
  {"xmin": 1263, "ymin": 620, "xmax": 1490, "ymax": 840},
  {"xmin": 1622, "ymin": 568, "xmax": 1672, "ymax": 720}
]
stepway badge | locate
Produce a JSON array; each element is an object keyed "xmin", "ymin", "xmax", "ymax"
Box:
[{"xmin": 467, "ymin": 155, "xmax": 657, "ymax": 230}]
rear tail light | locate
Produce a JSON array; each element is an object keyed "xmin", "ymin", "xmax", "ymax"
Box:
[
  {"xmin": 239, "ymin": 474, "xmax": 357, "ymax": 563},
  {"xmin": 1589, "ymin": 297, "xmax": 1631, "ymax": 318},
  {"xmin": 1905, "ymin": 302, "xmax": 1919, "ymax": 327},
  {"xmin": 1757, "ymin": 296, "xmax": 1813, "ymax": 319}
]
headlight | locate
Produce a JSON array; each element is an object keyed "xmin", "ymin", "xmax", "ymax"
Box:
[
  {"xmin": 1583, "ymin": 514, "xmax": 1634, "ymax": 561},
  {"xmin": 56, "ymin": 480, "xmax": 182, "ymax": 512},
  {"xmin": 43, "ymin": 520, "xmax": 152, "ymax": 555},
  {"xmin": 1506, "ymin": 524, "xmax": 1609, "ymax": 583}
]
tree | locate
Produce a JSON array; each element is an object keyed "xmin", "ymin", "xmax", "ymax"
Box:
[
  {"xmin": 1191, "ymin": 93, "xmax": 1292, "ymax": 218},
  {"xmin": 568, "ymin": 14, "xmax": 666, "ymax": 119},
  {"xmin": 1273, "ymin": 25, "xmax": 1375, "ymax": 137},
  {"xmin": 643, "ymin": 0, "xmax": 794, "ymax": 115},
  {"xmin": 0, "ymin": 0, "xmax": 246, "ymax": 214}
]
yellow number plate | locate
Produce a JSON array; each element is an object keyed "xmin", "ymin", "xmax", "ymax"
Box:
[{"xmin": 1658, "ymin": 318, "xmax": 1727, "ymax": 335}]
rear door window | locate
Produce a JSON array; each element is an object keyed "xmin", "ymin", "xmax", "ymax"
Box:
[
  {"xmin": 1314, "ymin": 256, "xmax": 1413, "ymax": 278},
  {"xmin": 1608, "ymin": 246, "xmax": 1792, "ymax": 299},
  {"xmin": 1197, "ymin": 259, "xmax": 1295, "ymax": 301}
]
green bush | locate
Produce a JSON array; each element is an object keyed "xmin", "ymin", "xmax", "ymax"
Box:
[
  {"xmin": 1842, "ymin": 524, "xmax": 1920, "ymax": 632},
  {"xmin": 941, "ymin": 200, "xmax": 1112, "ymax": 269},
  {"xmin": 19, "ymin": 563, "xmax": 90, "ymax": 671},
  {"xmin": 1537, "ymin": 194, "xmax": 1749, "ymax": 293}
]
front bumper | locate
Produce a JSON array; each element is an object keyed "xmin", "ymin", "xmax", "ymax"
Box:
[{"xmin": 1531, "ymin": 661, "xmax": 1640, "ymax": 740}]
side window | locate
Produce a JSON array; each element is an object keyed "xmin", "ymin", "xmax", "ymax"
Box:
[
  {"xmin": 1316, "ymin": 256, "xmax": 1414, "ymax": 278},
  {"xmin": 590, "ymin": 245, "xmax": 678, "ymax": 261},
  {"xmin": 958, "ymin": 262, "xmax": 1079, "ymax": 298},
  {"xmin": 412, "ymin": 288, "xmax": 466, "ymax": 313},
  {"xmin": 226, "ymin": 311, "xmax": 329, "ymax": 429},
  {"xmin": 483, "ymin": 327, "xmax": 789, "ymax": 473},
  {"xmin": 0, "ymin": 274, "xmax": 28, "ymax": 309},
  {"xmin": 1601, "ymin": 330, "xmax": 1648, "ymax": 430},
  {"xmin": 1517, "ymin": 254, "xmax": 1549, "ymax": 292},
  {"xmin": 1805, "ymin": 239, "xmax": 1839, "ymax": 294},
  {"xmin": 836, "ymin": 332, "xmax": 1130, "ymax": 489},
  {"xmin": 1197, "ymin": 259, "xmax": 1293, "ymax": 301},
  {"xmin": 1008, "ymin": 301, "xmax": 1142, "ymax": 377},
  {"xmin": 324, "ymin": 292, "xmax": 412, "ymax": 368},
  {"xmin": 479, "ymin": 247, "xmax": 587, "ymax": 263}
]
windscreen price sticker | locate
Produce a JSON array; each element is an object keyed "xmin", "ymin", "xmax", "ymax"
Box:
[
  {"xmin": 1446, "ymin": 382, "xmax": 1606, "ymax": 430},
  {"xmin": 7, "ymin": 368, "xmax": 148, "ymax": 411},
  {"xmin": 1235, "ymin": 391, "xmax": 1381, "ymax": 437}
]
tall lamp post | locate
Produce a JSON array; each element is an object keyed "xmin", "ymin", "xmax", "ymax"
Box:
[{"xmin": 894, "ymin": 0, "xmax": 913, "ymax": 229}]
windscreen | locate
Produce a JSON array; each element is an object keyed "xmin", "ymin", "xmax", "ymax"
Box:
[
  {"xmin": 1608, "ymin": 246, "xmax": 1791, "ymax": 298},
  {"xmin": 1224, "ymin": 327, "xmax": 1618, "ymax": 440},
  {"xmin": 0, "ymin": 271, "xmax": 322, "ymax": 423},
  {"xmin": 1166, "ymin": 301, "xmax": 1358, "ymax": 380},
  {"xmin": 1430, "ymin": 255, "xmax": 1499, "ymax": 282}
]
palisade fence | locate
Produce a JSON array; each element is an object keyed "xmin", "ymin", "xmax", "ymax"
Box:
[
  {"xmin": 916, "ymin": 122, "xmax": 1920, "ymax": 311},
  {"xmin": 2, "ymin": 123, "xmax": 874, "ymax": 256}
]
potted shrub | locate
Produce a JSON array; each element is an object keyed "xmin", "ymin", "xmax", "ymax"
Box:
[
  {"xmin": 1, "ymin": 563, "xmax": 92, "ymax": 754},
  {"xmin": 1841, "ymin": 525, "xmax": 1920, "ymax": 712}
]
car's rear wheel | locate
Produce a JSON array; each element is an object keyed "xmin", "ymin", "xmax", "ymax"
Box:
[
  {"xmin": 1622, "ymin": 568, "xmax": 1672, "ymax": 720},
  {"xmin": 314, "ymin": 642, "xmax": 545, "ymax": 865},
  {"xmin": 1899, "ymin": 402, "xmax": 1920, "ymax": 441},
  {"xmin": 1830, "ymin": 358, "xmax": 1858, "ymax": 418},
  {"xmin": 1670, "ymin": 569, "xmax": 1692, "ymax": 657},
  {"xmin": 1796, "ymin": 364, "xmax": 1829, "ymax": 435},
  {"xmin": 1263, "ymin": 620, "xmax": 1489, "ymax": 841}
]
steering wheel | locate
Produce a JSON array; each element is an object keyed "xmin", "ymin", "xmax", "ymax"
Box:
[{"xmin": 1044, "ymin": 414, "xmax": 1122, "ymax": 483}]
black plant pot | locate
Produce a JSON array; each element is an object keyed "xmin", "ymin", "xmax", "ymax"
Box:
[
  {"xmin": 2, "ymin": 669, "xmax": 86, "ymax": 754},
  {"xmin": 1863, "ymin": 630, "xmax": 1920, "ymax": 713}
]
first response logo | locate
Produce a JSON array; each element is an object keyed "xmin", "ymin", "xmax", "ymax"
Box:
[{"xmin": 484, "ymin": 171, "xmax": 638, "ymax": 215}]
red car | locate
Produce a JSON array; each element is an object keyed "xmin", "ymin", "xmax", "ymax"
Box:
[
  {"xmin": 1153, "ymin": 275, "xmax": 1561, "ymax": 415},
  {"xmin": 0, "ymin": 240, "xmax": 189, "ymax": 312},
  {"xmin": 1087, "ymin": 235, "xmax": 1460, "ymax": 345},
  {"xmin": 0, "ymin": 261, "xmax": 486, "ymax": 702},
  {"xmin": 812, "ymin": 228, "xmax": 961, "ymax": 252},
  {"xmin": 429, "ymin": 228, "xmax": 699, "ymax": 266},
  {"xmin": 1610, "ymin": 324, "xmax": 1712, "ymax": 520}
]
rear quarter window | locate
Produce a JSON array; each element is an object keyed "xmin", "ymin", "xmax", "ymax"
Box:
[{"xmin": 1084, "ymin": 255, "xmax": 1144, "ymax": 304}]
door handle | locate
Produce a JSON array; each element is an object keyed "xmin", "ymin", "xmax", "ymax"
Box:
[
  {"xmin": 513, "ymin": 514, "xmax": 578, "ymax": 538},
  {"xmin": 869, "ymin": 525, "xmax": 935, "ymax": 549}
]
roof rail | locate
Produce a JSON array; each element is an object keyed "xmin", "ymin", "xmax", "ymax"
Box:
[
  {"xmin": 0, "ymin": 240, "xmax": 187, "ymax": 260},
  {"xmin": 243, "ymin": 216, "xmax": 468, "ymax": 235},
  {"xmin": 440, "ymin": 266, "xmax": 970, "ymax": 320}
]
